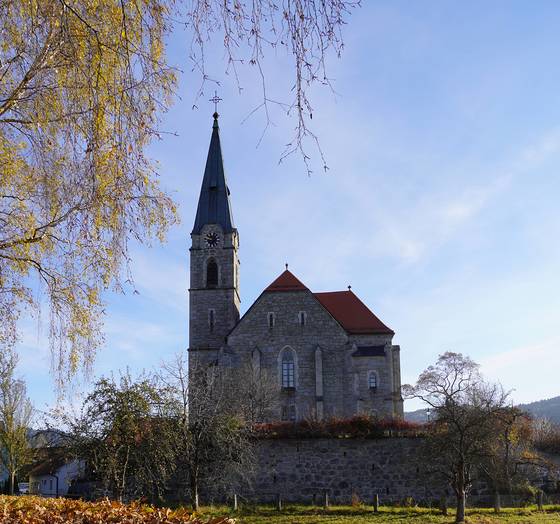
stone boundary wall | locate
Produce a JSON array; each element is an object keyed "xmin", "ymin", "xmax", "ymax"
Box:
[
  {"xmin": 203, "ymin": 437, "xmax": 558, "ymax": 506},
  {"xmin": 245, "ymin": 437, "xmax": 449, "ymax": 505}
]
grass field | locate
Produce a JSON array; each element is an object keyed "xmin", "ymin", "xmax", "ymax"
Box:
[
  {"xmin": 198, "ymin": 505, "xmax": 560, "ymax": 523},
  {"xmin": 2, "ymin": 496, "xmax": 559, "ymax": 523}
]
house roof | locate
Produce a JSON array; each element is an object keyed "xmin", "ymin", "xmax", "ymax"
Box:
[
  {"xmin": 192, "ymin": 113, "xmax": 235, "ymax": 235},
  {"xmin": 314, "ymin": 290, "xmax": 394, "ymax": 335},
  {"xmin": 264, "ymin": 270, "xmax": 309, "ymax": 292},
  {"xmin": 261, "ymin": 269, "xmax": 394, "ymax": 335},
  {"xmin": 28, "ymin": 447, "xmax": 68, "ymax": 478}
]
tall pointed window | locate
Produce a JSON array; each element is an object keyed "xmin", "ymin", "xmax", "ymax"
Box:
[
  {"xmin": 281, "ymin": 348, "xmax": 295, "ymax": 389},
  {"xmin": 368, "ymin": 371, "xmax": 378, "ymax": 390},
  {"xmin": 206, "ymin": 259, "xmax": 218, "ymax": 288},
  {"xmin": 208, "ymin": 309, "xmax": 215, "ymax": 332}
]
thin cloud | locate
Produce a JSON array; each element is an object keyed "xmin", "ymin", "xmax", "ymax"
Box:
[{"xmin": 128, "ymin": 249, "xmax": 189, "ymax": 312}]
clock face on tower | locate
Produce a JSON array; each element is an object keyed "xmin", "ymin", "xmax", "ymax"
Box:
[{"xmin": 204, "ymin": 231, "xmax": 220, "ymax": 247}]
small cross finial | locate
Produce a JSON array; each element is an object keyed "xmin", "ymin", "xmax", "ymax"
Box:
[
  {"xmin": 209, "ymin": 91, "xmax": 222, "ymax": 114},
  {"xmin": 285, "ymin": 263, "xmax": 289, "ymax": 270},
  {"xmin": 348, "ymin": 285, "xmax": 352, "ymax": 291}
]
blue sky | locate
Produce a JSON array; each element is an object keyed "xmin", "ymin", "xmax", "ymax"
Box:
[{"xmin": 18, "ymin": 1, "xmax": 560, "ymax": 412}]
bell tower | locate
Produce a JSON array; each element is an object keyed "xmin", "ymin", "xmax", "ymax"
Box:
[{"xmin": 189, "ymin": 111, "xmax": 240, "ymax": 354}]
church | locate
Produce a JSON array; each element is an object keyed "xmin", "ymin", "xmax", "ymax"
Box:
[{"xmin": 188, "ymin": 111, "xmax": 404, "ymax": 421}]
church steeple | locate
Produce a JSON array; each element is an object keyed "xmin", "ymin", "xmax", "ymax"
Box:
[
  {"xmin": 189, "ymin": 110, "xmax": 240, "ymax": 355},
  {"xmin": 192, "ymin": 112, "xmax": 235, "ymax": 235}
]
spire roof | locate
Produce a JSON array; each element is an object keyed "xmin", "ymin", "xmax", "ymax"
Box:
[{"xmin": 192, "ymin": 113, "xmax": 235, "ymax": 234}]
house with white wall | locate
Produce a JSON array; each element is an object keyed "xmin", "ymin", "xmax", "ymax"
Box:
[{"xmin": 28, "ymin": 448, "xmax": 84, "ymax": 498}]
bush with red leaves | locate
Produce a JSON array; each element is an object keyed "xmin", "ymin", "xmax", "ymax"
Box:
[{"xmin": 253, "ymin": 416, "xmax": 425, "ymax": 439}]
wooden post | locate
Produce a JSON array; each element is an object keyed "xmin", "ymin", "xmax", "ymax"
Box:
[
  {"xmin": 538, "ymin": 490, "xmax": 544, "ymax": 511},
  {"xmin": 493, "ymin": 491, "xmax": 501, "ymax": 514},
  {"xmin": 276, "ymin": 493, "xmax": 282, "ymax": 511},
  {"xmin": 323, "ymin": 490, "xmax": 329, "ymax": 509},
  {"xmin": 232, "ymin": 493, "xmax": 238, "ymax": 512},
  {"xmin": 440, "ymin": 496, "xmax": 448, "ymax": 516},
  {"xmin": 373, "ymin": 493, "xmax": 379, "ymax": 512}
]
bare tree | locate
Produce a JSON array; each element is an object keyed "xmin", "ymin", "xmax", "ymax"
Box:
[
  {"xmin": 160, "ymin": 354, "xmax": 274, "ymax": 509},
  {"xmin": 533, "ymin": 418, "xmax": 560, "ymax": 455},
  {"xmin": 167, "ymin": 355, "xmax": 250, "ymax": 509},
  {"xmin": 186, "ymin": 0, "xmax": 360, "ymax": 171},
  {"xmin": 0, "ymin": 347, "xmax": 34, "ymax": 495},
  {"xmin": 225, "ymin": 361, "xmax": 280, "ymax": 427},
  {"xmin": 404, "ymin": 352, "xmax": 513, "ymax": 523}
]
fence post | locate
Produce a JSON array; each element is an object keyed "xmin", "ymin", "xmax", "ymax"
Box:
[
  {"xmin": 312, "ymin": 493, "xmax": 316, "ymax": 506},
  {"xmin": 494, "ymin": 491, "xmax": 501, "ymax": 514},
  {"xmin": 232, "ymin": 493, "xmax": 238, "ymax": 512},
  {"xmin": 440, "ymin": 496, "xmax": 448, "ymax": 516},
  {"xmin": 537, "ymin": 489, "xmax": 544, "ymax": 511},
  {"xmin": 276, "ymin": 493, "xmax": 282, "ymax": 511},
  {"xmin": 323, "ymin": 490, "xmax": 329, "ymax": 509},
  {"xmin": 373, "ymin": 493, "xmax": 379, "ymax": 512}
]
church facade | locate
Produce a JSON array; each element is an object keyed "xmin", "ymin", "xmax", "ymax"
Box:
[{"xmin": 188, "ymin": 113, "xmax": 404, "ymax": 421}]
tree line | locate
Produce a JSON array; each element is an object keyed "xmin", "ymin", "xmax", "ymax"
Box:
[
  {"xmin": 48, "ymin": 354, "xmax": 278, "ymax": 509},
  {"xmin": 1, "ymin": 349, "xmax": 559, "ymax": 523}
]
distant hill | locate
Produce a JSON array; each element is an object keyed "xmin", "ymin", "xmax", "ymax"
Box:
[
  {"xmin": 519, "ymin": 396, "xmax": 560, "ymax": 424},
  {"xmin": 404, "ymin": 408, "xmax": 429, "ymax": 423},
  {"xmin": 405, "ymin": 396, "xmax": 560, "ymax": 425}
]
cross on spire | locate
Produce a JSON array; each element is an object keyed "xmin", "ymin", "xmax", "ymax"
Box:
[{"xmin": 209, "ymin": 91, "xmax": 222, "ymax": 114}]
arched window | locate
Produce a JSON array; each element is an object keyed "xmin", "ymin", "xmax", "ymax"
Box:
[
  {"xmin": 298, "ymin": 311, "xmax": 306, "ymax": 326},
  {"xmin": 281, "ymin": 405, "xmax": 296, "ymax": 421},
  {"xmin": 280, "ymin": 348, "xmax": 296, "ymax": 389},
  {"xmin": 267, "ymin": 312, "xmax": 275, "ymax": 329},
  {"xmin": 368, "ymin": 371, "xmax": 378, "ymax": 390},
  {"xmin": 208, "ymin": 309, "xmax": 215, "ymax": 332},
  {"xmin": 206, "ymin": 259, "xmax": 218, "ymax": 288}
]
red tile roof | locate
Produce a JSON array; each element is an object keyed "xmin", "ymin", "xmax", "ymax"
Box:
[
  {"xmin": 262, "ymin": 269, "xmax": 393, "ymax": 336},
  {"xmin": 28, "ymin": 447, "xmax": 68, "ymax": 477},
  {"xmin": 314, "ymin": 290, "xmax": 394, "ymax": 335},
  {"xmin": 265, "ymin": 270, "xmax": 309, "ymax": 292}
]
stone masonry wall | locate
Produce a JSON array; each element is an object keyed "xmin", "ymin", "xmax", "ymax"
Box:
[
  {"xmin": 227, "ymin": 290, "xmax": 400, "ymax": 420},
  {"xmin": 243, "ymin": 437, "xmax": 447, "ymax": 505},
  {"xmin": 228, "ymin": 290, "xmax": 349, "ymax": 420},
  {"xmin": 189, "ymin": 224, "xmax": 240, "ymax": 350},
  {"xmin": 204, "ymin": 437, "xmax": 559, "ymax": 506}
]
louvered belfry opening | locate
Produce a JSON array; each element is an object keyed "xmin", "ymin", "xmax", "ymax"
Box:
[{"xmin": 206, "ymin": 259, "xmax": 218, "ymax": 288}]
